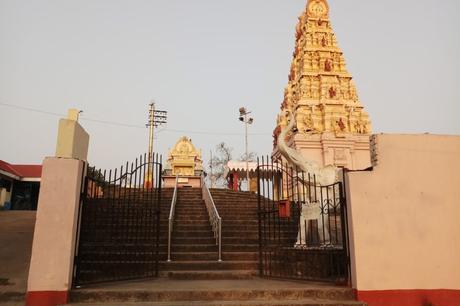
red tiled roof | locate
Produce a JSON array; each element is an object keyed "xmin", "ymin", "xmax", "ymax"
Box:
[
  {"xmin": 0, "ymin": 160, "xmax": 21, "ymax": 177},
  {"xmin": 11, "ymin": 165, "xmax": 42, "ymax": 178},
  {"xmin": 0, "ymin": 160, "xmax": 42, "ymax": 179}
]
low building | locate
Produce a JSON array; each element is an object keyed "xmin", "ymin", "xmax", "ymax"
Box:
[
  {"xmin": 0, "ymin": 160, "xmax": 42, "ymax": 210},
  {"xmin": 225, "ymin": 161, "xmax": 258, "ymax": 192}
]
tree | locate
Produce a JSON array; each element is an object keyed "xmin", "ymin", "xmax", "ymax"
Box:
[
  {"xmin": 207, "ymin": 143, "xmax": 258, "ymax": 189},
  {"xmin": 208, "ymin": 142, "xmax": 233, "ymax": 188}
]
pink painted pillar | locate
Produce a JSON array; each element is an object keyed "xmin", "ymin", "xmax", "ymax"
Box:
[
  {"xmin": 26, "ymin": 157, "xmax": 85, "ymax": 306},
  {"xmin": 232, "ymin": 172, "xmax": 239, "ymax": 191}
]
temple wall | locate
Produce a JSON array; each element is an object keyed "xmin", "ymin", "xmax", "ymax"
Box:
[{"xmin": 346, "ymin": 134, "xmax": 460, "ymax": 306}]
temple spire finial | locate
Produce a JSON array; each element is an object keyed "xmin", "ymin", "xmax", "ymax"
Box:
[{"xmin": 306, "ymin": 0, "xmax": 330, "ymax": 20}]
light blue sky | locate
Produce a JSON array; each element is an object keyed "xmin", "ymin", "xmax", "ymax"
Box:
[{"xmin": 1, "ymin": 0, "xmax": 459, "ymax": 170}]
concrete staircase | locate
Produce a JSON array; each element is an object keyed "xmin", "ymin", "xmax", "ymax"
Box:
[
  {"xmin": 68, "ymin": 188, "xmax": 365, "ymax": 306},
  {"xmin": 161, "ymin": 188, "xmax": 258, "ymax": 280},
  {"xmin": 210, "ymin": 189, "xmax": 259, "ymax": 275},
  {"xmin": 162, "ymin": 188, "xmax": 217, "ymax": 279}
]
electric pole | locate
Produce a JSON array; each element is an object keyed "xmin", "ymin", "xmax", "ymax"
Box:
[{"xmin": 145, "ymin": 101, "xmax": 167, "ymax": 188}]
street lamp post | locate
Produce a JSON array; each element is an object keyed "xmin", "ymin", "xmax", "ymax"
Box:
[{"xmin": 239, "ymin": 107, "xmax": 254, "ymax": 191}]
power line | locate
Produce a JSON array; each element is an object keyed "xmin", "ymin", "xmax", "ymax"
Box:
[
  {"xmin": 0, "ymin": 102, "xmax": 271, "ymax": 136},
  {"xmin": 83, "ymin": 117, "xmax": 145, "ymax": 129},
  {"xmin": 0, "ymin": 102, "xmax": 63, "ymax": 117},
  {"xmin": 159, "ymin": 128, "xmax": 269, "ymax": 136},
  {"xmin": 0, "ymin": 102, "xmax": 145, "ymax": 128}
]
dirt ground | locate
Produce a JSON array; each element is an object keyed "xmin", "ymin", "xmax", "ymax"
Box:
[{"xmin": 0, "ymin": 211, "xmax": 36, "ymax": 305}]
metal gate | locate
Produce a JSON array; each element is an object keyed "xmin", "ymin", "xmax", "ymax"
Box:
[
  {"xmin": 73, "ymin": 154, "xmax": 162, "ymax": 286},
  {"xmin": 257, "ymin": 156, "xmax": 350, "ymax": 284}
]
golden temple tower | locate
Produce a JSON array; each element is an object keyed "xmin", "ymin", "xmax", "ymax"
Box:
[
  {"xmin": 163, "ymin": 136, "xmax": 204, "ymax": 188},
  {"xmin": 273, "ymin": 0, "xmax": 373, "ymax": 170},
  {"xmin": 165, "ymin": 136, "xmax": 203, "ymax": 177}
]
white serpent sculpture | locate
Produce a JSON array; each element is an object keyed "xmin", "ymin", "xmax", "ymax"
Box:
[
  {"xmin": 277, "ymin": 111, "xmax": 338, "ymax": 186},
  {"xmin": 277, "ymin": 111, "xmax": 339, "ymax": 246}
]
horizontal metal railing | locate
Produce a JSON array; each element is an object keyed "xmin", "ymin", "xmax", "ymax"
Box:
[
  {"xmin": 167, "ymin": 175, "xmax": 179, "ymax": 262},
  {"xmin": 201, "ymin": 176, "xmax": 222, "ymax": 262}
]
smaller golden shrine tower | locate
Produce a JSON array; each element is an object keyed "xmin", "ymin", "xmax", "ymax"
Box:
[
  {"xmin": 273, "ymin": 0, "xmax": 373, "ymax": 170},
  {"xmin": 163, "ymin": 136, "xmax": 203, "ymax": 188}
]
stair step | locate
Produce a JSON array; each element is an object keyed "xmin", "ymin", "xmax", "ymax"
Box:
[
  {"xmin": 172, "ymin": 237, "xmax": 217, "ymax": 244},
  {"xmin": 64, "ymin": 300, "xmax": 364, "ymax": 306},
  {"xmin": 174, "ymin": 207, "xmax": 207, "ymax": 211},
  {"xmin": 161, "ymin": 260, "xmax": 258, "ymax": 271},
  {"xmin": 163, "ymin": 270, "xmax": 257, "ymax": 280},
  {"xmin": 175, "ymin": 211, "xmax": 208, "ymax": 214},
  {"xmin": 174, "ymin": 225, "xmax": 212, "ymax": 231},
  {"xmin": 172, "ymin": 244, "xmax": 218, "ymax": 252},
  {"xmin": 175, "ymin": 205, "xmax": 207, "ymax": 209},
  {"xmin": 223, "ymin": 232, "xmax": 258, "ymax": 238},
  {"xmin": 69, "ymin": 279, "xmax": 358, "ymax": 303},
  {"xmin": 167, "ymin": 252, "xmax": 257, "ymax": 261},
  {"xmin": 222, "ymin": 245, "xmax": 258, "ymax": 252},
  {"xmin": 222, "ymin": 238, "xmax": 258, "ymax": 244},
  {"xmin": 222, "ymin": 225, "xmax": 258, "ymax": 230},
  {"xmin": 167, "ymin": 252, "xmax": 219, "ymax": 261},
  {"xmin": 222, "ymin": 221, "xmax": 258, "ymax": 225},
  {"xmin": 173, "ymin": 220, "xmax": 212, "ymax": 225},
  {"xmin": 174, "ymin": 231, "xmax": 215, "ymax": 238},
  {"xmin": 175, "ymin": 216, "xmax": 210, "ymax": 221}
]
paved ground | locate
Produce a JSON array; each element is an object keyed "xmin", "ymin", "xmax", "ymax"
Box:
[{"xmin": 0, "ymin": 211, "xmax": 36, "ymax": 305}]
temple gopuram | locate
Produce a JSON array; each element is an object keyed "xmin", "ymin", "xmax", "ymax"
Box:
[
  {"xmin": 163, "ymin": 136, "xmax": 203, "ymax": 188},
  {"xmin": 273, "ymin": 0, "xmax": 372, "ymax": 170}
]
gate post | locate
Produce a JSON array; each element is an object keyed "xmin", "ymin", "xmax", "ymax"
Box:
[{"xmin": 26, "ymin": 110, "xmax": 89, "ymax": 306}]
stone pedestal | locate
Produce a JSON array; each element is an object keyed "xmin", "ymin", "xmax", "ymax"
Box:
[
  {"xmin": 163, "ymin": 175, "xmax": 202, "ymax": 188},
  {"xmin": 55, "ymin": 118, "xmax": 89, "ymax": 161}
]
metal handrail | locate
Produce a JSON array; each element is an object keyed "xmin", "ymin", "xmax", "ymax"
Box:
[
  {"xmin": 201, "ymin": 176, "xmax": 222, "ymax": 262},
  {"xmin": 167, "ymin": 175, "xmax": 179, "ymax": 262}
]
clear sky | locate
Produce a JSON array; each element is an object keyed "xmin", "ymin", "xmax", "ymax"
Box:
[{"xmin": 1, "ymin": 0, "xmax": 459, "ymax": 170}]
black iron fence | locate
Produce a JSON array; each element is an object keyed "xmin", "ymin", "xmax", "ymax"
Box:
[
  {"xmin": 257, "ymin": 156, "xmax": 350, "ymax": 284},
  {"xmin": 73, "ymin": 153, "xmax": 162, "ymax": 286}
]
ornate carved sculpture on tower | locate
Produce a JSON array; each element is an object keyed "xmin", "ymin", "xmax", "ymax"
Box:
[{"xmin": 273, "ymin": 0, "xmax": 373, "ymax": 172}]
